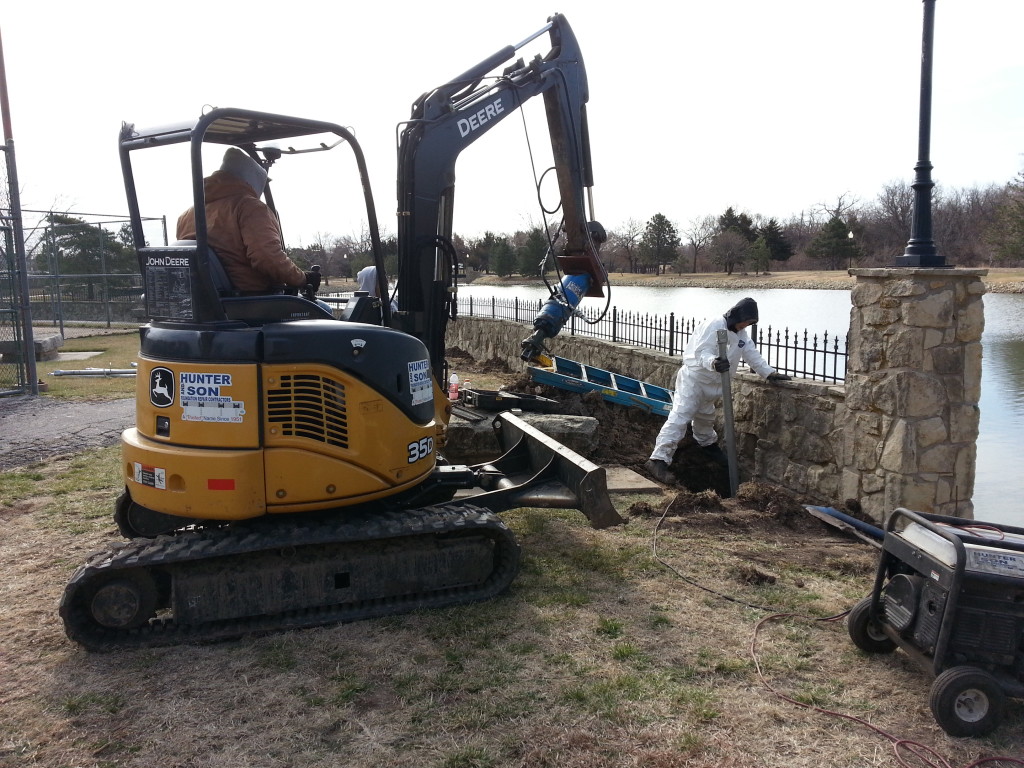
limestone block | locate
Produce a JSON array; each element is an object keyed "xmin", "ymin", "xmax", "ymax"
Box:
[
  {"xmin": 445, "ymin": 413, "xmax": 599, "ymax": 464},
  {"xmin": 884, "ymin": 371, "xmax": 947, "ymax": 418},
  {"xmin": 845, "ymin": 370, "xmax": 886, "ymax": 408},
  {"xmin": 862, "ymin": 472, "xmax": 885, "ymax": 494},
  {"xmin": 852, "ymin": 281, "xmax": 885, "ymax": 307},
  {"xmin": 0, "ymin": 333, "xmax": 64, "ymax": 361},
  {"xmin": 963, "ymin": 343, "xmax": 983, "ymax": 402},
  {"xmin": 954, "ymin": 445, "xmax": 976, "ymax": 497},
  {"xmin": 923, "ymin": 328, "xmax": 944, "ymax": 350},
  {"xmin": 806, "ymin": 464, "xmax": 839, "ymax": 499},
  {"xmin": 853, "ymin": 434, "xmax": 883, "ymax": 472},
  {"xmin": 887, "ymin": 327, "xmax": 925, "ymax": 369},
  {"xmin": 916, "ymin": 417, "xmax": 948, "ymax": 448},
  {"xmin": 862, "ymin": 305, "xmax": 902, "ymax": 327},
  {"xmin": 883, "ymin": 279, "xmax": 927, "ymax": 299},
  {"xmin": 880, "ymin": 421, "xmax": 916, "ymax": 474},
  {"xmin": 860, "ymin": 492, "xmax": 887, "ymax": 524},
  {"xmin": 956, "ymin": 298, "xmax": 985, "ymax": 343},
  {"xmin": 827, "ymin": 428, "xmax": 846, "ymax": 468},
  {"xmin": 930, "ymin": 346, "xmax": 963, "ymax": 376},
  {"xmin": 884, "ymin": 474, "xmax": 936, "ymax": 515},
  {"xmin": 904, "ymin": 290, "xmax": 954, "ymax": 328},
  {"xmin": 761, "ymin": 451, "xmax": 790, "ymax": 485},
  {"xmin": 919, "ymin": 443, "xmax": 956, "ymax": 474},
  {"xmin": 841, "ymin": 469, "xmax": 862, "ymax": 501},
  {"xmin": 797, "ymin": 401, "xmax": 836, "ymax": 436},
  {"xmin": 949, "ymin": 405, "xmax": 980, "ymax": 444},
  {"xmin": 782, "ymin": 461, "xmax": 808, "ymax": 494}
]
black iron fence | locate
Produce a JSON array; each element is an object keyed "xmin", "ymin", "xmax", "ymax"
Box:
[{"xmin": 456, "ymin": 294, "xmax": 848, "ymax": 383}]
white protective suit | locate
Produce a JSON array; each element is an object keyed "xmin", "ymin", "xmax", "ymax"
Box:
[
  {"xmin": 356, "ymin": 265, "xmax": 398, "ymax": 311},
  {"xmin": 649, "ymin": 313, "xmax": 774, "ymax": 463}
]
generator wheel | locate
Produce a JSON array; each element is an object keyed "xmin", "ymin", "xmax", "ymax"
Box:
[
  {"xmin": 847, "ymin": 597, "xmax": 896, "ymax": 654},
  {"xmin": 929, "ymin": 666, "xmax": 1005, "ymax": 737}
]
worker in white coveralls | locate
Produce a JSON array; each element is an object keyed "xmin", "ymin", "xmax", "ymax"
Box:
[{"xmin": 645, "ymin": 297, "xmax": 789, "ymax": 485}]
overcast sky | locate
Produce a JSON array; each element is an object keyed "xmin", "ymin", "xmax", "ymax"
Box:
[{"xmin": 3, "ymin": 0, "xmax": 1022, "ymax": 247}]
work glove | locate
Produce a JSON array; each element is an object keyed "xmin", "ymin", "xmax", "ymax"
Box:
[
  {"xmin": 712, "ymin": 357, "xmax": 730, "ymax": 373},
  {"xmin": 767, "ymin": 372, "xmax": 791, "ymax": 382},
  {"xmin": 303, "ymin": 270, "xmax": 322, "ymax": 293}
]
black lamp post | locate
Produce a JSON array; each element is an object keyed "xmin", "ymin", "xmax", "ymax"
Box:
[{"xmin": 895, "ymin": 0, "xmax": 947, "ymax": 267}]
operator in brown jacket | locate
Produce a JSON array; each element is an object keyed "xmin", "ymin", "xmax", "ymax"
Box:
[{"xmin": 176, "ymin": 147, "xmax": 318, "ymax": 294}]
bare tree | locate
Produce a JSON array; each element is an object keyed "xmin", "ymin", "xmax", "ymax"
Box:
[
  {"xmin": 816, "ymin": 193, "xmax": 860, "ymax": 221},
  {"xmin": 870, "ymin": 180, "xmax": 914, "ymax": 257},
  {"xmin": 708, "ymin": 230, "xmax": 750, "ymax": 275},
  {"xmin": 781, "ymin": 211, "xmax": 821, "ymax": 257},
  {"xmin": 934, "ymin": 184, "xmax": 1002, "ymax": 266},
  {"xmin": 683, "ymin": 214, "xmax": 717, "ymax": 273},
  {"xmin": 608, "ymin": 218, "xmax": 644, "ymax": 273}
]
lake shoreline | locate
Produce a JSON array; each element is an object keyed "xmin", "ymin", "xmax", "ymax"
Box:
[
  {"xmin": 326, "ymin": 268, "xmax": 1024, "ymax": 294},
  {"xmin": 461, "ymin": 269, "xmax": 1024, "ymax": 294}
]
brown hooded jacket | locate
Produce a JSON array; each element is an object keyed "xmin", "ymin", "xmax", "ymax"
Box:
[{"xmin": 176, "ymin": 170, "xmax": 306, "ymax": 293}]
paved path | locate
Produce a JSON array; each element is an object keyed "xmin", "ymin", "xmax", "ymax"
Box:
[{"xmin": 0, "ymin": 396, "xmax": 134, "ymax": 471}]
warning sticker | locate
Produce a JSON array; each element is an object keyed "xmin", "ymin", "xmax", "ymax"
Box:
[
  {"xmin": 179, "ymin": 372, "xmax": 246, "ymax": 423},
  {"xmin": 408, "ymin": 359, "xmax": 433, "ymax": 406},
  {"xmin": 134, "ymin": 462, "xmax": 166, "ymax": 490}
]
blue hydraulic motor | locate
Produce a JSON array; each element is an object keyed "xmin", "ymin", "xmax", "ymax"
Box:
[{"xmin": 521, "ymin": 272, "xmax": 593, "ymax": 363}]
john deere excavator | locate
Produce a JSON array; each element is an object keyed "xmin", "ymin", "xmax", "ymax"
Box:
[{"xmin": 61, "ymin": 14, "xmax": 622, "ymax": 651}]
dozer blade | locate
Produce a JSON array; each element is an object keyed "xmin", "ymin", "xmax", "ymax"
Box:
[{"xmin": 467, "ymin": 411, "xmax": 625, "ymax": 529}]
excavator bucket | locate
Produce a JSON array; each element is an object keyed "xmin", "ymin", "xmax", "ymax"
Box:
[{"xmin": 466, "ymin": 411, "xmax": 625, "ymax": 529}]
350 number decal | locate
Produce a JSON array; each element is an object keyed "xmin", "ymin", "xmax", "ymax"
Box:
[{"xmin": 407, "ymin": 437, "xmax": 434, "ymax": 463}]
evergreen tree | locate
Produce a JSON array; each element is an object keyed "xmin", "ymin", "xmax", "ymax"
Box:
[
  {"xmin": 470, "ymin": 231, "xmax": 501, "ymax": 274},
  {"xmin": 748, "ymin": 235, "xmax": 771, "ymax": 275},
  {"xmin": 491, "ymin": 237, "xmax": 516, "ymax": 277},
  {"xmin": 517, "ymin": 228, "xmax": 548, "ymax": 277},
  {"xmin": 757, "ymin": 218, "xmax": 794, "ymax": 263},
  {"xmin": 36, "ymin": 213, "xmax": 136, "ymax": 274},
  {"xmin": 717, "ymin": 207, "xmax": 757, "ymax": 242},
  {"xmin": 638, "ymin": 213, "xmax": 681, "ymax": 274},
  {"xmin": 806, "ymin": 217, "xmax": 862, "ymax": 270}
]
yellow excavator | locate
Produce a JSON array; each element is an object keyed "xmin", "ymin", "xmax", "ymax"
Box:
[{"xmin": 60, "ymin": 14, "xmax": 621, "ymax": 651}]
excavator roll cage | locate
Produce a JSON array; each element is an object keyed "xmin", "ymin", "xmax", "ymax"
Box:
[{"xmin": 119, "ymin": 110, "xmax": 387, "ymax": 326}]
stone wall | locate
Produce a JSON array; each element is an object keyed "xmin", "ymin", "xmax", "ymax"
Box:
[
  {"xmin": 448, "ymin": 264, "xmax": 986, "ymax": 523},
  {"xmin": 446, "ymin": 316, "xmax": 846, "ymax": 506}
]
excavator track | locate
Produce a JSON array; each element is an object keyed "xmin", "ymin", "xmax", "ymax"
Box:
[{"xmin": 60, "ymin": 503, "xmax": 519, "ymax": 652}]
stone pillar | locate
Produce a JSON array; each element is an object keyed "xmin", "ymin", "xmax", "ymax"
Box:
[{"xmin": 842, "ymin": 268, "xmax": 986, "ymax": 521}]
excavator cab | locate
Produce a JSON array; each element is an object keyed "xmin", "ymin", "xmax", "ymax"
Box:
[{"xmin": 61, "ymin": 16, "xmax": 622, "ymax": 652}]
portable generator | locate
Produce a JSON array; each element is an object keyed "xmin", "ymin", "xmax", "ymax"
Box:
[{"xmin": 847, "ymin": 507, "xmax": 1024, "ymax": 736}]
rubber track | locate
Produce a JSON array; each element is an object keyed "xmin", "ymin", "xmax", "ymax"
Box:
[{"xmin": 60, "ymin": 503, "xmax": 520, "ymax": 652}]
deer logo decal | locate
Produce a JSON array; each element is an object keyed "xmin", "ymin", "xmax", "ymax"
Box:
[{"xmin": 150, "ymin": 368, "xmax": 175, "ymax": 408}]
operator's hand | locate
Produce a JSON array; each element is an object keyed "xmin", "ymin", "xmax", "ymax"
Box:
[
  {"xmin": 767, "ymin": 372, "xmax": 791, "ymax": 382},
  {"xmin": 712, "ymin": 357, "xmax": 730, "ymax": 373},
  {"xmin": 303, "ymin": 270, "xmax": 322, "ymax": 293}
]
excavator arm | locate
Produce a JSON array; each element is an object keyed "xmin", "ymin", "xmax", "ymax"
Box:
[{"xmin": 392, "ymin": 13, "xmax": 608, "ymax": 376}]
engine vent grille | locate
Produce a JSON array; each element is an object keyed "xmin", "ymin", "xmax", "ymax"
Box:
[{"xmin": 266, "ymin": 374, "xmax": 349, "ymax": 448}]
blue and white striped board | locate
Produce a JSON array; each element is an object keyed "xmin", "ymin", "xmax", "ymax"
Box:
[{"xmin": 528, "ymin": 356, "xmax": 674, "ymax": 417}]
